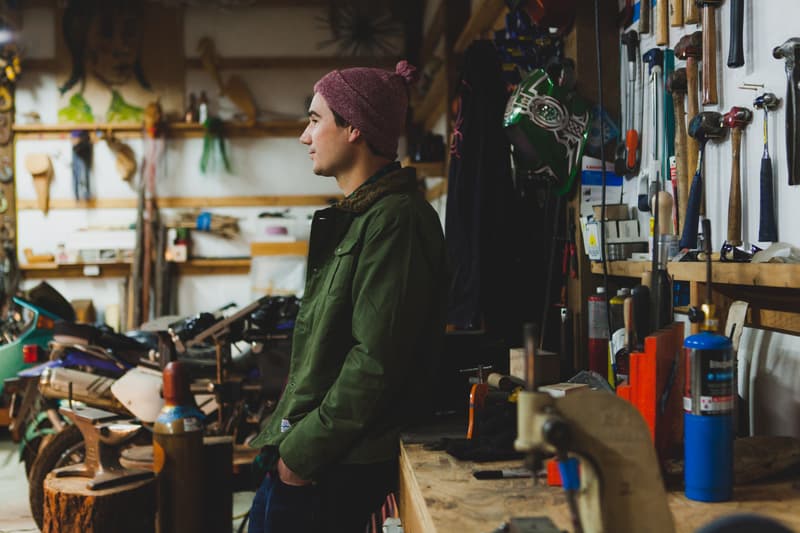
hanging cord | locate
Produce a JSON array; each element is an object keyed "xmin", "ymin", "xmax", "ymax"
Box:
[{"xmin": 594, "ymin": 0, "xmax": 615, "ymax": 387}]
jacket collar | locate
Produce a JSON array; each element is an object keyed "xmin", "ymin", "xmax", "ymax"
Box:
[{"xmin": 335, "ymin": 165, "xmax": 419, "ymax": 214}]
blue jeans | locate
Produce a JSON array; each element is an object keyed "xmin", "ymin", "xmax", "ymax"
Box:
[{"xmin": 248, "ymin": 460, "xmax": 396, "ymax": 533}]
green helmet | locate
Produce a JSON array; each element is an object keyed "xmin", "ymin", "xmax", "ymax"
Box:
[{"xmin": 504, "ymin": 69, "xmax": 590, "ymax": 196}]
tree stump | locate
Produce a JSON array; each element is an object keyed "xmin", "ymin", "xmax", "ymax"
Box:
[{"xmin": 43, "ymin": 472, "xmax": 155, "ymax": 533}]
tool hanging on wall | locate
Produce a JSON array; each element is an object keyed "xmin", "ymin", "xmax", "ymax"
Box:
[
  {"xmin": 656, "ymin": 0, "xmax": 669, "ymax": 45},
  {"xmin": 640, "ymin": 48, "xmax": 663, "ymax": 216},
  {"xmin": 197, "ymin": 37, "xmax": 258, "ymax": 125},
  {"xmin": 722, "ymin": 106, "xmax": 752, "ymax": 249},
  {"xmin": 667, "ymin": 68, "xmax": 689, "ymax": 233},
  {"xmin": 24, "ymin": 154, "xmax": 53, "ymax": 215},
  {"xmin": 685, "ymin": 0, "xmax": 700, "ymax": 24},
  {"xmin": 640, "ymin": 0, "xmax": 651, "ymax": 34},
  {"xmin": 71, "ymin": 130, "xmax": 92, "ymax": 201},
  {"xmin": 727, "ymin": 0, "xmax": 744, "ymax": 68},
  {"xmin": 772, "ymin": 38, "xmax": 800, "ymax": 186},
  {"xmin": 680, "ymin": 111, "xmax": 726, "ymax": 250},
  {"xmin": 675, "ymin": 32, "xmax": 702, "ymax": 203},
  {"xmin": 619, "ymin": 30, "xmax": 641, "ymax": 178},
  {"xmin": 698, "ymin": 1, "xmax": 721, "ymax": 105},
  {"xmin": 669, "ymin": 0, "xmax": 683, "ymax": 27},
  {"xmin": 753, "ymin": 92, "xmax": 780, "ymax": 242},
  {"xmin": 103, "ymin": 131, "xmax": 137, "ymax": 186}
]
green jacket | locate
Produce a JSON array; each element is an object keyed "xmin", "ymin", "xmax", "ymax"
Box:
[{"xmin": 249, "ymin": 165, "xmax": 448, "ymax": 480}]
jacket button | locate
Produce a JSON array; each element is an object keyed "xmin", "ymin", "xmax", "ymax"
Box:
[{"xmin": 336, "ymin": 247, "xmax": 342, "ymax": 253}]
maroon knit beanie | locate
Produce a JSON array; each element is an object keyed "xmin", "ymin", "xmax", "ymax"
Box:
[{"xmin": 314, "ymin": 60, "xmax": 418, "ymax": 159}]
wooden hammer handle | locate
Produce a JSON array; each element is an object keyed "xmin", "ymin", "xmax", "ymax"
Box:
[
  {"xmin": 702, "ymin": 6, "xmax": 718, "ymax": 105},
  {"xmin": 686, "ymin": 61, "xmax": 700, "ymax": 192},
  {"xmin": 727, "ymin": 127, "xmax": 743, "ymax": 245},
  {"xmin": 640, "ymin": 0, "xmax": 652, "ymax": 34},
  {"xmin": 657, "ymin": 0, "xmax": 669, "ymax": 44},
  {"xmin": 670, "ymin": 0, "xmax": 684, "ymax": 26},
  {"xmin": 685, "ymin": 0, "xmax": 700, "ymax": 24},
  {"xmin": 672, "ymin": 93, "xmax": 689, "ymax": 233}
]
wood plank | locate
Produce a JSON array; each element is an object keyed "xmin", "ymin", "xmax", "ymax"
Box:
[
  {"xmin": 399, "ymin": 443, "xmax": 439, "ymax": 533},
  {"xmin": 425, "ymin": 180, "xmax": 448, "ymax": 202},
  {"xmin": 13, "ymin": 120, "xmax": 307, "ymax": 140},
  {"xmin": 20, "ymin": 262, "xmax": 132, "ymax": 279},
  {"xmin": 17, "ymin": 195, "xmax": 338, "ymax": 210},
  {"xmin": 184, "ymin": 56, "xmax": 399, "ymax": 71},
  {"xmin": 453, "ymin": 0, "xmax": 507, "ymax": 53},
  {"xmin": 250, "ymin": 241, "xmax": 309, "ymax": 256},
  {"xmin": 590, "ymin": 261, "xmax": 800, "ymax": 289},
  {"xmin": 176, "ymin": 259, "xmax": 250, "ymax": 276}
]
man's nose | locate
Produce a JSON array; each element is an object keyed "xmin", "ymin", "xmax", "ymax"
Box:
[{"xmin": 299, "ymin": 127, "xmax": 311, "ymax": 145}]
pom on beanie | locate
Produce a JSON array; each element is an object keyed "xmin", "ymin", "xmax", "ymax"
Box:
[{"xmin": 313, "ymin": 60, "xmax": 417, "ymax": 158}]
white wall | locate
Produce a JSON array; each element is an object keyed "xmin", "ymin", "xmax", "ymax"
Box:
[
  {"xmin": 13, "ymin": 6, "xmax": 403, "ymax": 320},
  {"xmin": 630, "ymin": 0, "xmax": 800, "ymax": 251}
]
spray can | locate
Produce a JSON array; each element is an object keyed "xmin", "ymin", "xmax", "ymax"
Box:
[
  {"xmin": 153, "ymin": 361, "xmax": 206, "ymax": 532},
  {"xmin": 683, "ymin": 219, "xmax": 733, "ymax": 502},
  {"xmin": 587, "ymin": 287, "xmax": 609, "ymax": 375}
]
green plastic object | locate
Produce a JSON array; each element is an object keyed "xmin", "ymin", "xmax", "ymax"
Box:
[
  {"xmin": 503, "ymin": 69, "xmax": 591, "ymax": 196},
  {"xmin": 57, "ymin": 93, "xmax": 94, "ymax": 123},
  {"xmin": 106, "ymin": 90, "xmax": 144, "ymax": 123}
]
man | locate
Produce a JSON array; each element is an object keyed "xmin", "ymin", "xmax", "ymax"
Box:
[{"xmin": 248, "ymin": 60, "xmax": 448, "ymax": 532}]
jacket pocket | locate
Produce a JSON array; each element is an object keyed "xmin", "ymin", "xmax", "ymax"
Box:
[{"xmin": 326, "ymin": 236, "xmax": 360, "ymax": 297}]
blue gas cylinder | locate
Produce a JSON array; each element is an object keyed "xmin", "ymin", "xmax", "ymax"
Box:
[{"xmin": 683, "ymin": 331, "xmax": 734, "ymax": 502}]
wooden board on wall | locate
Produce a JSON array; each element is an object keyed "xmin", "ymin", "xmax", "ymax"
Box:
[{"xmin": 55, "ymin": 3, "xmax": 185, "ymax": 123}]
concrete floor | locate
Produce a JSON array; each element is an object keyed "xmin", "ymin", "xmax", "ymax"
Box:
[
  {"xmin": 0, "ymin": 433, "xmax": 37, "ymax": 532},
  {"xmin": 0, "ymin": 431, "xmax": 255, "ymax": 532}
]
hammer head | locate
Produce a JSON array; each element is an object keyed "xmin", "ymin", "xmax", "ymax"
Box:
[
  {"xmin": 753, "ymin": 92, "xmax": 780, "ymax": 111},
  {"xmin": 695, "ymin": 0, "xmax": 722, "ymax": 7},
  {"xmin": 723, "ymin": 107, "xmax": 753, "ymax": 129},
  {"xmin": 689, "ymin": 111, "xmax": 726, "ymax": 143},
  {"xmin": 642, "ymin": 48, "xmax": 664, "ymax": 75},
  {"xmin": 773, "ymin": 38, "xmax": 800, "ymax": 66},
  {"xmin": 675, "ymin": 31, "xmax": 703, "ymax": 60},
  {"xmin": 667, "ymin": 68, "xmax": 687, "ymax": 94}
]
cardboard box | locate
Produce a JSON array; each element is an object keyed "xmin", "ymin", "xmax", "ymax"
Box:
[{"xmin": 509, "ymin": 348, "xmax": 560, "ymax": 386}]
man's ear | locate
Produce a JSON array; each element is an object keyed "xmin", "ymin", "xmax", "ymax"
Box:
[{"xmin": 347, "ymin": 126, "xmax": 362, "ymax": 144}]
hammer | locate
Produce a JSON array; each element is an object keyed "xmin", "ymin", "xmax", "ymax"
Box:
[
  {"xmin": 679, "ymin": 111, "xmax": 726, "ymax": 250},
  {"xmin": 697, "ymin": 1, "xmax": 721, "ymax": 105},
  {"xmin": 773, "ymin": 38, "xmax": 800, "ymax": 186},
  {"xmin": 727, "ymin": 0, "xmax": 744, "ymax": 68},
  {"xmin": 722, "ymin": 107, "xmax": 752, "ymax": 247},
  {"xmin": 675, "ymin": 32, "xmax": 702, "ymax": 193},
  {"xmin": 667, "ymin": 68, "xmax": 689, "ymax": 233},
  {"xmin": 753, "ymin": 92, "xmax": 781, "ymax": 242}
]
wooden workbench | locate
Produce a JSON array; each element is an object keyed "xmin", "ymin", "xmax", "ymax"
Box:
[{"xmin": 399, "ymin": 442, "xmax": 800, "ymax": 533}]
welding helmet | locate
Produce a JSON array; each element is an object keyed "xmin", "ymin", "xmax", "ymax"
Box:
[{"xmin": 504, "ymin": 68, "xmax": 590, "ymax": 196}]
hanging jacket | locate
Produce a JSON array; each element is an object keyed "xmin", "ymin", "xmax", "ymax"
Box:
[
  {"xmin": 249, "ymin": 165, "xmax": 448, "ymax": 481},
  {"xmin": 446, "ymin": 40, "xmax": 521, "ymax": 338}
]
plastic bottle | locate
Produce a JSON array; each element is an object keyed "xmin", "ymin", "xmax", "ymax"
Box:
[
  {"xmin": 153, "ymin": 361, "xmax": 205, "ymax": 533},
  {"xmin": 587, "ymin": 287, "xmax": 609, "ymax": 375}
]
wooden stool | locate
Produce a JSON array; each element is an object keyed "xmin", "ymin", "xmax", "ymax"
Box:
[{"xmin": 43, "ymin": 473, "xmax": 155, "ymax": 533}]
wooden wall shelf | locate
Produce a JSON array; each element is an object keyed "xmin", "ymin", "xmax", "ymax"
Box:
[
  {"xmin": 250, "ymin": 241, "xmax": 308, "ymax": 256},
  {"xmin": 453, "ymin": 0, "xmax": 507, "ymax": 53},
  {"xmin": 590, "ymin": 260, "xmax": 800, "ymax": 290},
  {"xmin": 401, "ymin": 157, "xmax": 445, "ymax": 178},
  {"xmin": 12, "ymin": 120, "xmax": 307, "ymax": 140},
  {"xmin": 17, "ymin": 194, "xmax": 339, "ymax": 211}
]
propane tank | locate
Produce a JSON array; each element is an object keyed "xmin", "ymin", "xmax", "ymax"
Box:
[
  {"xmin": 683, "ymin": 220, "xmax": 733, "ymax": 502},
  {"xmin": 153, "ymin": 361, "xmax": 206, "ymax": 532},
  {"xmin": 587, "ymin": 286, "xmax": 609, "ymax": 375}
]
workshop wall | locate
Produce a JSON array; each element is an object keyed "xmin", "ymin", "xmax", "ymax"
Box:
[
  {"xmin": 13, "ymin": 5, "xmax": 403, "ymax": 321},
  {"xmin": 627, "ymin": 0, "xmax": 800, "ymax": 251}
]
